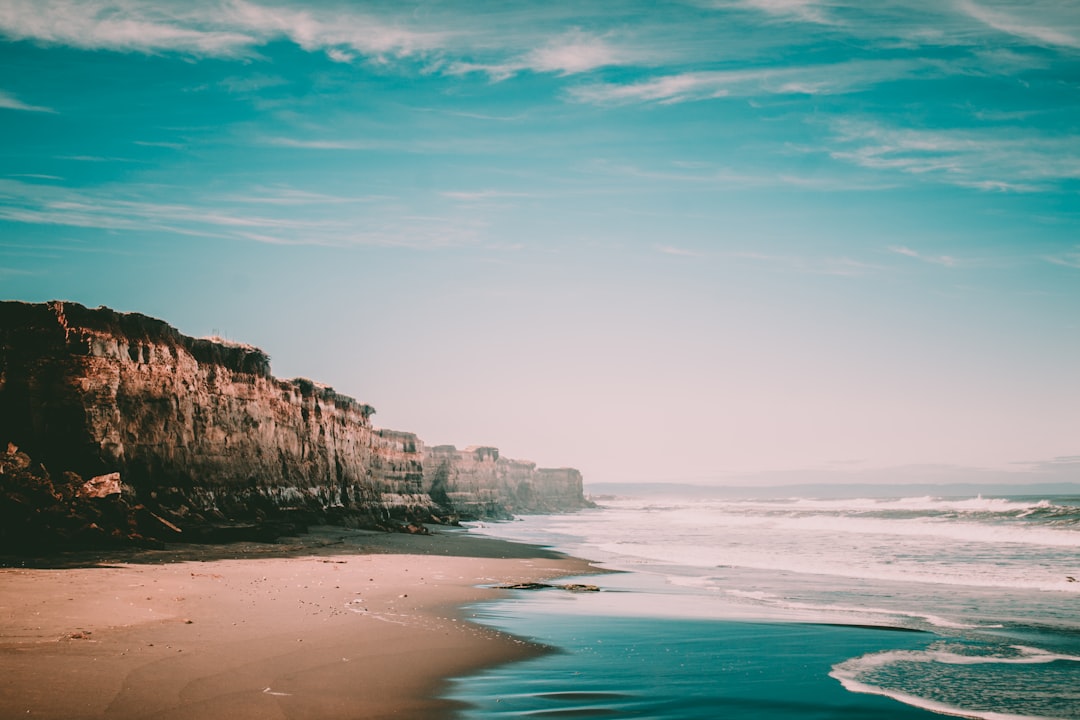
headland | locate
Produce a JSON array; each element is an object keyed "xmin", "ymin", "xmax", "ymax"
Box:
[{"xmin": 0, "ymin": 300, "xmax": 592, "ymax": 552}]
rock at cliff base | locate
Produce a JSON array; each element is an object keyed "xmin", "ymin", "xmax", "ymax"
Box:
[{"xmin": 77, "ymin": 472, "xmax": 122, "ymax": 499}]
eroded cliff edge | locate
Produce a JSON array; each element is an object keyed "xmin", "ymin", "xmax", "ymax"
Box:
[{"xmin": 0, "ymin": 301, "xmax": 591, "ymax": 550}]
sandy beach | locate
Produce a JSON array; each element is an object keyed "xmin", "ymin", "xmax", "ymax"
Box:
[{"xmin": 0, "ymin": 527, "xmax": 596, "ymax": 720}]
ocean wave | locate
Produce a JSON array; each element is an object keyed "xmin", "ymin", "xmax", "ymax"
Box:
[
  {"xmin": 607, "ymin": 496, "xmax": 1080, "ymax": 526},
  {"xmin": 604, "ymin": 500, "xmax": 1080, "ymax": 547},
  {"xmin": 594, "ymin": 538, "xmax": 1080, "ymax": 594},
  {"xmin": 722, "ymin": 590, "xmax": 990, "ymax": 630},
  {"xmin": 831, "ymin": 643, "xmax": 1080, "ymax": 720}
]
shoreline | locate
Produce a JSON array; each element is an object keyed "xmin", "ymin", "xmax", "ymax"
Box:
[{"xmin": 0, "ymin": 526, "xmax": 598, "ymax": 720}]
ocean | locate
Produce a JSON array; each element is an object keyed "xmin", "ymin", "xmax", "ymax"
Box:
[{"xmin": 446, "ymin": 492, "xmax": 1080, "ymax": 719}]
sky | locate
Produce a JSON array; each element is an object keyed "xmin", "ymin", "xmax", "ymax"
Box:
[{"xmin": 1, "ymin": 0, "xmax": 1078, "ymax": 486}]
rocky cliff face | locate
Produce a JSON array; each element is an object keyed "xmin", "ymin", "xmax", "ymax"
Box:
[
  {"xmin": 0, "ymin": 301, "xmax": 589, "ymax": 547},
  {"xmin": 423, "ymin": 445, "xmax": 591, "ymax": 519}
]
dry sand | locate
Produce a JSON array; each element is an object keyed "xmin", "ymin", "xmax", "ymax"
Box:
[{"xmin": 0, "ymin": 527, "xmax": 596, "ymax": 719}]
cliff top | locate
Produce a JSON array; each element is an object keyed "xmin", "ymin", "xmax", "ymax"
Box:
[{"xmin": 0, "ymin": 300, "xmax": 374, "ymax": 417}]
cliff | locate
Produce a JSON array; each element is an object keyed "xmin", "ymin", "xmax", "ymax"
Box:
[
  {"xmin": 0, "ymin": 301, "xmax": 589, "ymax": 549},
  {"xmin": 423, "ymin": 445, "xmax": 591, "ymax": 519}
]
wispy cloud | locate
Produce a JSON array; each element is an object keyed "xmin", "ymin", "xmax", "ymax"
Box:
[
  {"xmin": 56, "ymin": 154, "xmax": 141, "ymax": 163},
  {"xmin": 133, "ymin": 140, "xmax": 185, "ymax": 150},
  {"xmin": 218, "ymin": 73, "xmax": 289, "ymax": 93},
  {"xmin": 221, "ymin": 0, "xmax": 449, "ymax": 60},
  {"xmin": 569, "ymin": 58, "xmax": 932, "ymax": 105},
  {"xmin": 730, "ymin": 251, "xmax": 883, "ymax": 276},
  {"xmin": 828, "ymin": 119, "xmax": 1080, "ymax": 191},
  {"xmin": 735, "ymin": 0, "xmax": 836, "ymax": 25},
  {"xmin": 221, "ymin": 186, "xmax": 385, "ymax": 205},
  {"xmin": 0, "ymin": 89, "xmax": 56, "ymax": 113},
  {"xmin": 263, "ymin": 136, "xmax": 377, "ymax": 151},
  {"xmin": 3, "ymin": 0, "xmax": 1076, "ymax": 95},
  {"xmin": 417, "ymin": 108, "xmax": 528, "ymax": 123},
  {"xmin": 1044, "ymin": 249, "xmax": 1080, "ymax": 270},
  {"xmin": 7, "ymin": 173, "xmax": 63, "ymax": 181},
  {"xmin": 0, "ymin": 0, "xmax": 659, "ymax": 80},
  {"xmin": 0, "ymin": 261, "xmax": 38, "ymax": 275},
  {"xmin": 957, "ymin": 0, "xmax": 1080, "ymax": 48},
  {"xmin": 0, "ymin": 239, "xmax": 136, "ymax": 257},
  {"xmin": 440, "ymin": 190, "xmax": 533, "ymax": 201},
  {"xmin": 0, "ymin": 0, "xmax": 448, "ymax": 60},
  {"xmin": 262, "ymin": 133, "xmax": 510, "ymax": 156},
  {"xmin": 888, "ymin": 245, "xmax": 957, "ymax": 267},
  {"xmin": 325, "ymin": 48, "xmax": 354, "ymax": 63},
  {"xmin": 585, "ymin": 158, "xmax": 893, "ymax": 192},
  {"xmin": 709, "ymin": 0, "xmax": 1080, "ymax": 58},
  {"xmin": 0, "ymin": 178, "xmax": 486, "ymax": 248},
  {"xmin": 0, "ymin": 0, "xmax": 257, "ymax": 56},
  {"xmin": 3, "ymin": 0, "xmax": 1078, "ymax": 81},
  {"xmin": 528, "ymin": 30, "xmax": 640, "ymax": 74},
  {"xmin": 656, "ymin": 244, "xmax": 702, "ymax": 258},
  {"xmin": 447, "ymin": 29, "xmax": 646, "ymax": 80}
]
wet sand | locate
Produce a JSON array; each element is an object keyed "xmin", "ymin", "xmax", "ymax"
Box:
[{"xmin": 0, "ymin": 526, "xmax": 596, "ymax": 719}]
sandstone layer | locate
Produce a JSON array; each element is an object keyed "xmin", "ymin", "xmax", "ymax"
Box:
[
  {"xmin": 423, "ymin": 445, "xmax": 587, "ymax": 519},
  {"xmin": 0, "ymin": 301, "xmax": 591, "ymax": 550}
]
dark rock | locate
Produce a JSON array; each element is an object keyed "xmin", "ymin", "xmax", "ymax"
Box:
[
  {"xmin": 77, "ymin": 472, "xmax": 122, "ymax": 499},
  {"xmin": 495, "ymin": 582, "xmax": 601, "ymax": 592}
]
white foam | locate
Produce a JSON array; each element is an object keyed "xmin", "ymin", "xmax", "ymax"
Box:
[
  {"xmin": 601, "ymin": 495, "xmax": 1067, "ymax": 515},
  {"xmin": 779, "ymin": 496, "xmax": 1059, "ymax": 514},
  {"xmin": 727, "ymin": 593, "xmax": 988, "ymax": 630},
  {"xmin": 654, "ymin": 506, "xmax": 1080, "ymax": 548},
  {"xmin": 844, "ymin": 646, "xmax": 1080, "ymax": 667},
  {"xmin": 593, "ymin": 538, "xmax": 1080, "ymax": 594},
  {"xmin": 830, "ymin": 671, "xmax": 1057, "ymax": 720},
  {"xmin": 830, "ymin": 645, "xmax": 1080, "ymax": 720}
]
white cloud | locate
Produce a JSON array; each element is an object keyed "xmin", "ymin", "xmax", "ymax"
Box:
[
  {"xmin": 0, "ymin": 89, "xmax": 56, "ymax": 113},
  {"xmin": 707, "ymin": 0, "xmax": 1080, "ymax": 56},
  {"xmin": 585, "ymin": 158, "xmax": 894, "ymax": 192},
  {"xmin": 8, "ymin": 174, "xmax": 64, "ymax": 180},
  {"xmin": 221, "ymin": 0, "xmax": 448, "ymax": 59},
  {"xmin": 573, "ymin": 71, "xmax": 726, "ymax": 104},
  {"xmin": 738, "ymin": 0, "xmax": 834, "ymax": 24},
  {"xmin": 656, "ymin": 244, "xmax": 701, "ymax": 257},
  {"xmin": 0, "ymin": 0, "xmax": 257, "ymax": 56},
  {"xmin": 221, "ymin": 186, "xmax": 382, "ymax": 205},
  {"xmin": 957, "ymin": 0, "xmax": 1080, "ymax": 48},
  {"xmin": 55, "ymin": 155, "xmax": 139, "ymax": 162},
  {"xmin": 525, "ymin": 29, "xmax": 636, "ymax": 75},
  {"xmin": 1044, "ymin": 249, "xmax": 1080, "ymax": 270},
  {"xmin": 263, "ymin": 137, "xmax": 375, "ymax": 151},
  {"xmin": 2, "ymin": 0, "xmax": 1078, "ymax": 83},
  {"xmin": 730, "ymin": 250, "xmax": 883, "ymax": 276},
  {"xmin": 569, "ymin": 59, "xmax": 930, "ymax": 105},
  {"xmin": 218, "ymin": 74, "xmax": 289, "ymax": 93},
  {"xmin": 0, "ymin": 0, "xmax": 448, "ymax": 59},
  {"xmin": 447, "ymin": 29, "xmax": 642, "ymax": 80},
  {"xmin": 828, "ymin": 120, "xmax": 1080, "ymax": 191},
  {"xmin": 133, "ymin": 140, "xmax": 185, "ymax": 149},
  {"xmin": 260, "ymin": 131, "xmax": 513, "ymax": 156},
  {"xmin": 325, "ymin": 48, "xmax": 355, "ymax": 64},
  {"xmin": 440, "ymin": 190, "xmax": 532, "ymax": 201},
  {"xmin": 0, "ymin": 178, "xmax": 486, "ymax": 248},
  {"xmin": 888, "ymin": 245, "xmax": 957, "ymax": 267}
]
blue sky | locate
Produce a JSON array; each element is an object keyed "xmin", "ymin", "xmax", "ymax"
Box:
[{"xmin": 1, "ymin": 0, "xmax": 1078, "ymax": 485}]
